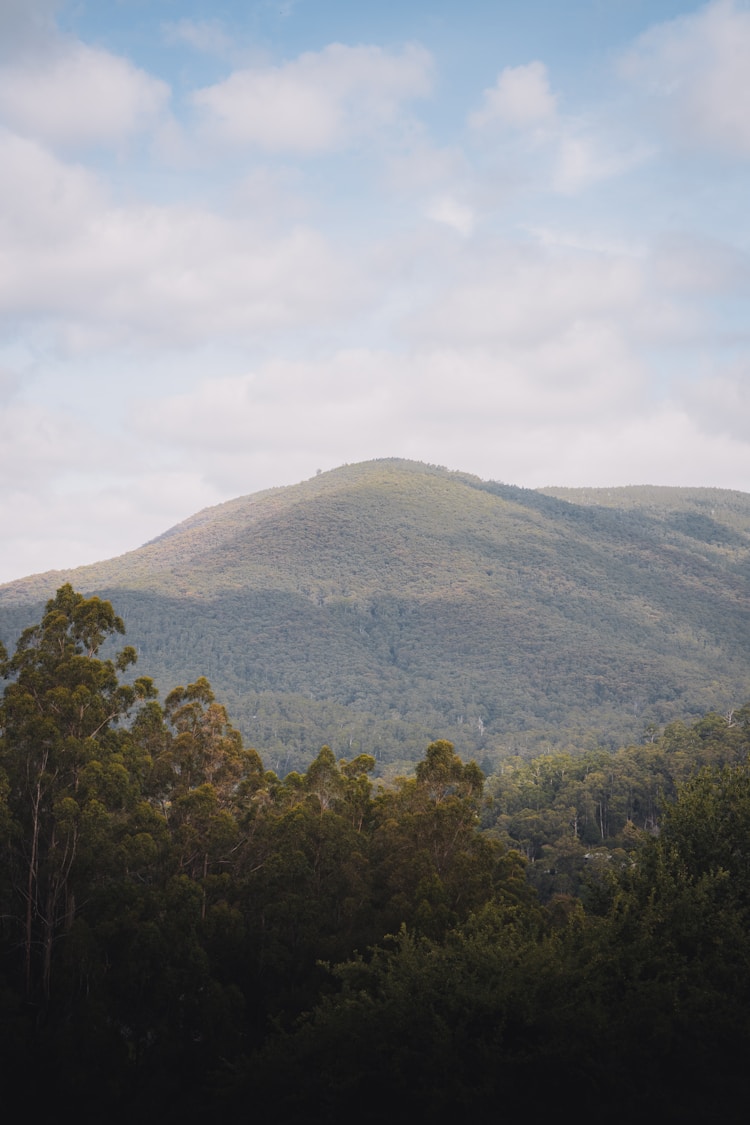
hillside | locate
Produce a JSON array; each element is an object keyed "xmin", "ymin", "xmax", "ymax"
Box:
[{"xmin": 1, "ymin": 459, "xmax": 749, "ymax": 774}]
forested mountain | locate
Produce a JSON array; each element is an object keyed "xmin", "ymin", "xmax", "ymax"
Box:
[{"xmin": 1, "ymin": 459, "xmax": 749, "ymax": 774}]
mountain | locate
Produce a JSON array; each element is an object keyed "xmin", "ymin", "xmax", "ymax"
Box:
[{"xmin": 2, "ymin": 458, "xmax": 750, "ymax": 775}]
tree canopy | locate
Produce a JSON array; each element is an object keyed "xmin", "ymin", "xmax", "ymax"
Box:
[{"xmin": 1, "ymin": 584, "xmax": 749, "ymax": 1121}]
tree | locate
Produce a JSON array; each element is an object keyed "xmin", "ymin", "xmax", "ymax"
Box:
[
  {"xmin": 0, "ymin": 585, "xmax": 155, "ymax": 1001},
  {"xmin": 239, "ymin": 748, "xmax": 377, "ymax": 1012},
  {"xmin": 162, "ymin": 676, "xmax": 263, "ymax": 805},
  {"xmin": 371, "ymin": 740, "xmax": 527, "ymax": 938}
]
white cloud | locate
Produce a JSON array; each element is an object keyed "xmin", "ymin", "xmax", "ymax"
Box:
[
  {"xmin": 469, "ymin": 61, "xmax": 557, "ymax": 131},
  {"xmin": 0, "ymin": 366, "xmax": 20, "ymax": 403},
  {"xmin": 231, "ymin": 164, "xmax": 309, "ymax": 222},
  {"xmin": 681, "ymin": 364, "xmax": 750, "ymax": 441},
  {"xmin": 0, "ymin": 131, "xmax": 363, "ymax": 349},
  {"xmin": 0, "ymin": 470, "xmax": 224, "ymax": 585},
  {"xmin": 0, "ymin": 397, "xmax": 106, "ymax": 491},
  {"xmin": 552, "ymin": 132, "xmax": 651, "ymax": 193},
  {"xmin": 0, "ymin": 128, "xmax": 105, "ymax": 245},
  {"xmin": 0, "ymin": 369, "xmax": 224, "ymax": 582},
  {"xmin": 402, "ymin": 241, "xmax": 645, "ymax": 346},
  {"xmin": 133, "ymin": 324, "xmax": 645, "ymax": 482},
  {"xmin": 621, "ymin": 0, "xmax": 750, "ymax": 156},
  {"xmin": 515, "ymin": 406, "xmax": 750, "ymax": 490},
  {"xmin": 652, "ymin": 231, "xmax": 750, "ymax": 293},
  {"xmin": 384, "ymin": 135, "xmax": 467, "ymax": 194},
  {"xmin": 192, "ymin": 42, "xmax": 433, "ymax": 152},
  {"xmin": 526, "ymin": 226, "xmax": 648, "ymax": 258},
  {"xmin": 128, "ymin": 335, "xmax": 750, "ymax": 511},
  {"xmin": 467, "ymin": 61, "xmax": 648, "ymax": 196},
  {"xmin": 135, "ymin": 351, "xmax": 395, "ymax": 452},
  {"xmin": 426, "ymin": 196, "xmax": 475, "ymax": 236},
  {"xmin": 0, "ymin": 41, "xmax": 170, "ymax": 150}
]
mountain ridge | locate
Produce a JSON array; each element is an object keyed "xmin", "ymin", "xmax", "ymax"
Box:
[{"xmin": 2, "ymin": 459, "xmax": 749, "ymax": 775}]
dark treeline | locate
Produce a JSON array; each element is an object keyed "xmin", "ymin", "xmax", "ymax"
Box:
[{"xmin": 2, "ymin": 586, "xmax": 750, "ymax": 1121}]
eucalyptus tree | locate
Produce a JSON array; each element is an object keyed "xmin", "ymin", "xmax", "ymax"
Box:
[{"xmin": 0, "ymin": 585, "xmax": 156, "ymax": 1002}]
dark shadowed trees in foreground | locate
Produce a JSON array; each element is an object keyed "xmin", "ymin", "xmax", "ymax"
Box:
[{"xmin": 2, "ymin": 586, "xmax": 750, "ymax": 1122}]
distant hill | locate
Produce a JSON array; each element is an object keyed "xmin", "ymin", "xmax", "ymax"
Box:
[{"xmin": 2, "ymin": 459, "xmax": 750, "ymax": 775}]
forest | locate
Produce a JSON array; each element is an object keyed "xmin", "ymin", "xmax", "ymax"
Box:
[{"xmin": 2, "ymin": 584, "xmax": 750, "ymax": 1121}]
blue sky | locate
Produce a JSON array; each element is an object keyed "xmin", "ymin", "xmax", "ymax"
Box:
[{"xmin": 1, "ymin": 0, "xmax": 749, "ymax": 582}]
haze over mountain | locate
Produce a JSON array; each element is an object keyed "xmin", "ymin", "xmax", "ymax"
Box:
[{"xmin": 2, "ymin": 459, "xmax": 749, "ymax": 775}]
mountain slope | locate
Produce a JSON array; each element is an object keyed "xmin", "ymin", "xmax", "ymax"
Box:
[{"xmin": 2, "ymin": 459, "xmax": 749, "ymax": 774}]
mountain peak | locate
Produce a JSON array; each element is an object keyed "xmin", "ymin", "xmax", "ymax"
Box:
[{"xmin": 2, "ymin": 464, "xmax": 749, "ymax": 773}]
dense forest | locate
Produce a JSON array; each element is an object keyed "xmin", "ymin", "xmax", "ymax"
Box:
[
  {"xmin": 2, "ymin": 585, "xmax": 750, "ymax": 1121},
  {"xmin": 2, "ymin": 460, "xmax": 750, "ymax": 775}
]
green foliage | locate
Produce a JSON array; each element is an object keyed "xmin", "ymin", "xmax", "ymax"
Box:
[
  {"xmin": 1, "ymin": 594, "xmax": 520, "ymax": 1115},
  {"xmin": 368, "ymin": 741, "xmax": 531, "ymax": 938},
  {"xmin": 253, "ymin": 757, "xmax": 750, "ymax": 1122},
  {"xmin": 483, "ymin": 708, "xmax": 750, "ymax": 899},
  {"xmin": 3, "ymin": 584, "xmax": 750, "ymax": 1120},
  {"xmin": 0, "ymin": 585, "xmax": 157, "ymax": 1001}
]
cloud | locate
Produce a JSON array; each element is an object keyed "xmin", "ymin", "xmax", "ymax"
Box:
[
  {"xmin": 522, "ymin": 406, "xmax": 750, "ymax": 490},
  {"xmin": 192, "ymin": 42, "xmax": 433, "ymax": 152},
  {"xmin": 0, "ymin": 128, "xmax": 105, "ymax": 244},
  {"xmin": 135, "ymin": 351, "xmax": 395, "ymax": 452},
  {"xmin": 469, "ymin": 61, "xmax": 557, "ymax": 131},
  {"xmin": 0, "ymin": 469, "xmax": 224, "ymax": 585},
  {"xmin": 652, "ymin": 231, "xmax": 750, "ymax": 293},
  {"xmin": 401, "ymin": 240, "xmax": 645, "ymax": 347},
  {"xmin": 426, "ymin": 196, "xmax": 475, "ymax": 236},
  {"xmin": 681, "ymin": 363, "xmax": 750, "ymax": 442},
  {"xmin": 525, "ymin": 226, "xmax": 648, "ymax": 259},
  {"xmin": 0, "ymin": 131, "xmax": 363, "ymax": 350},
  {"xmin": 0, "ymin": 0, "xmax": 58, "ymax": 61},
  {"xmin": 551, "ymin": 132, "xmax": 651, "ymax": 194},
  {"xmin": 0, "ymin": 372, "xmax": 224, "ymax": 582},
  {"xmin": 384, "ymin": 135, "xmax": 467, "ymax": 194},
  {"xmin": 0, "ymin": 365, "xmax": 21, "ymax": 404},
  {"xmin": 467, "ymin": 60, "xmax": 648, "ymax": 196},
  {"xmin": 129, "ymin": 335, "xmax": 750, "ymax": 508},
  {"xmin": 133, "ymin": 321, "xmax": 645, "ymax": 482},
  {"xmin": 621, "ymin": 0, "xmax": 750, "ymax": 156},
  {"xmin": 0, "ymin": 396, "xmax": 105, "ymax": 490},
  {"xmin": 0, "ymin": 40, "xmax": 170, "ymax": 149}
]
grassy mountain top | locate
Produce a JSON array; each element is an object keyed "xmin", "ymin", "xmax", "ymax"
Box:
[{"xmin": 2, "ymin": 459, "xmax": 750, "ymax": 773}]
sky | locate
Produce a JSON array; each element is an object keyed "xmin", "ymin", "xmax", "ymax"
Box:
[{"xmin": 1, "ymin": 0, "xmax": 750, "ymax": 582}]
